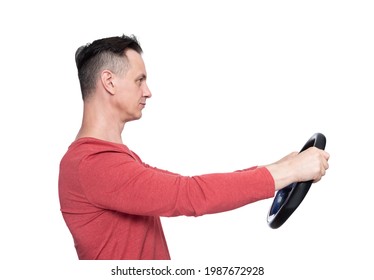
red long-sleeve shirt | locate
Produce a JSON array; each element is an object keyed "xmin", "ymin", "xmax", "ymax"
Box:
[{"xmin": 58, "ymin": 137, "xmax": 275, "ymax": 260}]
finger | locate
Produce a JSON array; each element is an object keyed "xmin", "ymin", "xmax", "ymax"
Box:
[
  {"xmin": 324, "ymin": 160, "xmax": 329, "ymax": 170},
  {"xmin": 321, "ymin": 167, "xmax": 326, "ymax": 176},
  {"xmin": 313, "ymin": 177, "xmax": 321, "ymax": 183},
  {"xmin": 320, "ymin": 156, "xmax": 329, "ymax": 170},
  {"xmin": 323, "ymin": 150, "xmax": 330, "ymax": 160}
]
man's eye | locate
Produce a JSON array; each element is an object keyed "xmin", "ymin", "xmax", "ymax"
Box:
[{"xmin": 136, "ymin": 75, "xmax": 146, "ymax": 86}]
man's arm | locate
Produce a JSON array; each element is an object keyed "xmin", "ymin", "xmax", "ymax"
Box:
[{"xmin": 79, "ymin": 152, "xmax": 275, "ymax": 217}]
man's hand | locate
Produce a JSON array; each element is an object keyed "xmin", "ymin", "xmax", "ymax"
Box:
[{"xmin": 265, "ymin": 147, "xmax": 330, "ymax": 191}]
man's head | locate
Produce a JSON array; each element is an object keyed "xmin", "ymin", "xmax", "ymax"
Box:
[
  {"xmin": 75, "ymin": 35, "xmax": 151, "ymax": 123},
  {"xmin": 75, "ymin": 34, "xmax": 143, "ymax": 100}
]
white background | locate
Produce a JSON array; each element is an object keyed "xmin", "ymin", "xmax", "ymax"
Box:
[{"xmin": 1, "ymin": 0, "xmax": 373, "ymax": 279}]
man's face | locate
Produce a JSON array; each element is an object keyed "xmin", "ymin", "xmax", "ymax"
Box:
[{"xmin": 114, "ymin": 49, "xmax": 151, "ymax": 122}]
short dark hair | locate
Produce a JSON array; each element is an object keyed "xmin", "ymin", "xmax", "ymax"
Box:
[{"xmin": 75, "ymin": 34, "xmax": 142, "ymax": 100}]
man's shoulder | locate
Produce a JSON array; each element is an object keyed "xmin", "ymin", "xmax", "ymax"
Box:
[{"xmin": 62, "ymin": 137, "xmax": 138, "ymax": 166}]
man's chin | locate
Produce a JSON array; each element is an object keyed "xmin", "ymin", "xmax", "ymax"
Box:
[{"xmin": 126, "ymin": 113, "xmax": 142, "ymax": 123}]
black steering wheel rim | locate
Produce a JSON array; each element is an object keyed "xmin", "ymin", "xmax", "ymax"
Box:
[{"xmin": 267, "ymin": 133, "xmax": 327, "ymax": 229}]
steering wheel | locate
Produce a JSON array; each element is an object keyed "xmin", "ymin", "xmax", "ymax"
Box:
[{"xmin": 267, "ymin": 133, "xmax": 327, "ymax": 229}]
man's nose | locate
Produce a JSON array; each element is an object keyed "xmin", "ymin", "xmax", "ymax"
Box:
[{"xmin": 143, "ymin": 84, "xmax": 152, "ymax": 98}]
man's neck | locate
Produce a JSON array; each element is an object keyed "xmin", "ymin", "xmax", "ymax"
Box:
[{"xmin": 76, "ymin": 102, "xmax": 125, "ymax": 144}]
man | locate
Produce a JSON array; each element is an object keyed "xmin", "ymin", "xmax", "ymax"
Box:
[{"xmin": 58, "ymin": 34, "xmax": 329, "ymax": 260}]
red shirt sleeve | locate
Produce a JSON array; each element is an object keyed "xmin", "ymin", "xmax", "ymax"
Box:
[{"xmin": 78, "ymin": 145, "xmax": 275, "ymax": 217}]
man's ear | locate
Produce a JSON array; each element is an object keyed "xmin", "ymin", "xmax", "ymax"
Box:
[{"xmin": 100, "ymin": 70, "xmax": 115, "ymax": 95}]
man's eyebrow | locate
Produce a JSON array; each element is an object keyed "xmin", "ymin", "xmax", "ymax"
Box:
[{"xmin": 136, "ymin": 73, "xmax": 147, "ymax": 80}]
